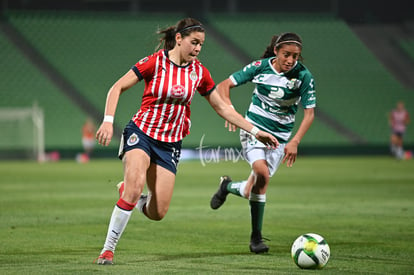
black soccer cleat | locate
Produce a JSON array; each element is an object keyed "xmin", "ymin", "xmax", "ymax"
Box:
[
  {"xmin": 210, "ymin": 176, "xmax": 232, "ymax": 210},
  {"xmin": 249, "ymin": 232, "xmax": 270, "ymax": 254}
]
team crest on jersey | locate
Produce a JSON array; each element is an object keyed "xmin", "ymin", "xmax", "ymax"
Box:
[
  {"xmin": 171, "ymin": 85, "xmax": 186, "ymax": 98},
  {"xmin": 286, "ymin": 78, "xmax": 302, "ymax": 90},
  {"xmin": 190, "ymin": 71, "xmax": 198, "ymax": 81},
  {"xmin": 138, "ymin": 57, "xmax": 149, "ymax": 64},
  {"xmin": 127, "ymin": 133, "xmax": 139, "ymax": 146}
]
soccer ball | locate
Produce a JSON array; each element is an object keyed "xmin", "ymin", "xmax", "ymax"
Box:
[{"xmin": 291, "ymin": 233, "xmax": 330, "ymax": 269}]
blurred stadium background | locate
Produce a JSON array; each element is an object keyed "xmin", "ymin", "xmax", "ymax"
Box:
[{"xmin": 1, "ymin": 0, "xmax": 413, "ymax": 160}]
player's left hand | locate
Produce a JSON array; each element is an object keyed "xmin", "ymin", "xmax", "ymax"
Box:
[{"xmin": 225, "ymin": 120, "xmax": 238, "ymax": 132}]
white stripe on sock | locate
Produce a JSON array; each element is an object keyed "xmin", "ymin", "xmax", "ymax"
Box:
[{"xmin": 249, "ymin": 192, "xmax": 266, "ymax": 202}]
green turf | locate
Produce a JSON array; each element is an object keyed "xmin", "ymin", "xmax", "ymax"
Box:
[{"xmin": 0, "ymin": 157, "xmax": 413, "ymax": 274}]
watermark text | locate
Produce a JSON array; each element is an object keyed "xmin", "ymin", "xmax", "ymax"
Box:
[{"xmin": 195, "ymin": 134, "xmax": 244, "ymax": 166}]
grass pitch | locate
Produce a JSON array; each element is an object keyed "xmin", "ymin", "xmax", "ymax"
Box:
[{"xmin": 0, "ymin": 156, "xmax": 413, "ymax": 274}]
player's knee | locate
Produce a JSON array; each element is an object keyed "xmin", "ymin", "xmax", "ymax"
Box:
[
  {"xmin": 122, "ymin": 187, "xmax": 143, "ymax": 203},
  {"xmin": 148, "ymin": 207, "xmax": 169, "ymax": 221},
  {"xmin": 252, "ymin": 161, "xmax": 270, "ymax": 185},
  {"xmin": 255, "ymin": 169, "xmax": 270, "ymax": 185},
  {"xmin": 151, "ymin": 215, "xmax": 164, "ymax": 221}
]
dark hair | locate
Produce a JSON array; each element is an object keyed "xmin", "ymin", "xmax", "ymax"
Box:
[
  {"xmin": 261, "ymin": 32, "xmax": 303, "ymax": 60},
  {"xmin": 156, "ymin": 18, "xmax": 204, "ymax": 51}
]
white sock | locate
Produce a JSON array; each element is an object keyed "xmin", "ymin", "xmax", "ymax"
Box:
[
  {"xmin": 238, "ymin": 181, "xmax": 249, "ymax": 198},
  {"xmin": 101, "ymin": 205, "xmax": 133, "ymax": 253},
  {"xmin": 396, "ymin": 146, "xmax": 404, "ymax": 159},
  {"xmin": 229, "ymin": 180, "xmax": 249, "ymax": 198},
  {"xmin": 136, "ymin": 195, "xmax": 148, "ymax": 213}
]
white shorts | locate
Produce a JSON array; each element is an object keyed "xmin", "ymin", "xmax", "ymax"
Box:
[{"xmin": 240, "ymin": 129, "xmax": 286, "ymax": 177}]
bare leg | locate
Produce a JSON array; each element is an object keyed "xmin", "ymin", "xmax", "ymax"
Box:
[
  {"xmin": 122, "ymin": 149, "xmax": 150, "ymax": 204},
  {"xmin": 144, "ymin": 163, "xmax": 176, "ymax": 221}
]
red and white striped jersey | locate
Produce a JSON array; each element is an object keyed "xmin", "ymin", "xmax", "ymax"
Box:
[
  {"xmin": 131, "ymin": 49, "xmax": 215, "ymax": 142},
  {"xmin": 390, "ymin": 108, "xmax": 409, "ymax": 133}
]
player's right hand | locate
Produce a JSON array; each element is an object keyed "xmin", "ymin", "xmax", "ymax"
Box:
[
  {"xmin": 256, "ymin": 131, "xmax": 279, "ymax": 149},
  {"xmin": 96, "ymin": 122, "xmax": 113, "ymax": 146}
]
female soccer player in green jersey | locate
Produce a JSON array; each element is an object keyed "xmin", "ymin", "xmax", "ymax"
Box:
[{"xmin": 210, "ymin": 32, "xmax": 316, "ymax": 253}]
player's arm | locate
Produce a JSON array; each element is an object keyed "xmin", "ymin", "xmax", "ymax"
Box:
[
  {"xmin": 282, "ymin": 107, "xmax": 315, "ymax": 167},
  {"xmin": 96, "ymin": 70, "xmax": 139, "ymax": 146},
  {"xmin": 205, "ymin": 89, "xmax": 279, "ymax": 149},
  {"xmin": 216, "ymin": 78, "xmax": 234, "ymax": 105},
  {"xmin": 216, "ymin": 78, "xmax": 238, "ymax": 132}
]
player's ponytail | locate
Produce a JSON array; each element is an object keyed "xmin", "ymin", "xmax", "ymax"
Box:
[
  {"xmin": 156, "ymin": 26, "xmax": 176, "ymax": 51},
  {"xmin": 261, "ymin": 35, "xmax": 278, "ymax": 58},
  {"xmin": 156, "ymin": 18, "xmax": 204, "ymax": 51}
]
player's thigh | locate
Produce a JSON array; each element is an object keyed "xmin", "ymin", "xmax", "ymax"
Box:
[
  {"xmin": 122, "ymin": 149, "xmax": 151, "ymax": 202},
  {"xmin": 146, "ymin": 163, "xmax": 176, "ymax": 216},
  {"xmin": 252, "ymin": 159, "xmax": 269, "ymax": 176}
]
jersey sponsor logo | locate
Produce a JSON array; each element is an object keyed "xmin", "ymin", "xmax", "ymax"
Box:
[
  {"xmin": 269, "ymin": 87, "xmax": 285, "ymax": 99},
  {"xmin": 261, "ymin": 102, "xmax": 288, "ymax": 114},
  {"xmin": 190, "ymin": 71, "xmax": 198, "ymax": 81},
  {"xmin": 139, "ymin": 57, "xmax": 149, "ymax": 64},
  {"xmin": 127, "ymin": 133, "xmax": 139, "ymax": 146},
  {"xmin": 171, "ymin": 85, "xmax": 186, "ymax": 98}
]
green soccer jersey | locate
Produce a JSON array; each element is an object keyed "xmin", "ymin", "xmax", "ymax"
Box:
[{"xmin": 230, "ymin": 57, "xmax": 316, "ymax": 143}]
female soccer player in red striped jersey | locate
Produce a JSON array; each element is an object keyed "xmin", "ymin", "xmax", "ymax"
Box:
[
  {"xmin": 94, "ymin": 17, "xmax": 278, "ymax": 265},
  {"xmin": 389, "ymin": 101, "xmax": 410, "ymax": 159}
]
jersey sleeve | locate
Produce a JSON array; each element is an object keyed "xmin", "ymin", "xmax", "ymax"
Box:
[
  {"xmin": 131, "ymin": 52, "xmax": 157, "ymax": 81},
  {"xmin": 197, "ymin": 65, "xmax": 216, "ymax": 96},
  {"xmin": 299, "ymin": 72, "xmax": 316, "ymax": 109},
  {"xmin": 229, "ymin": 60, "xmax": 263, "ymax": 86}
]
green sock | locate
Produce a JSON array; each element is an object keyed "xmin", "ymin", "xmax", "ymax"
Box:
[
  {"xmin": 226, "ymin": 180, "xmax": 248, "ymax": 197},
  {"xmin": 249, "ymin": 193, "xmax": 266, "ymax": 236}
]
